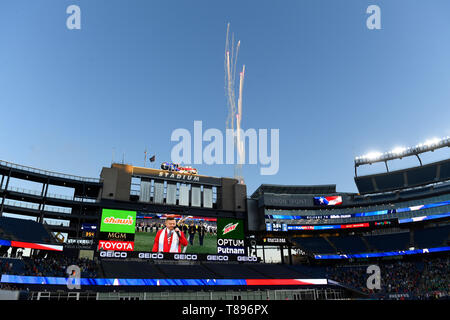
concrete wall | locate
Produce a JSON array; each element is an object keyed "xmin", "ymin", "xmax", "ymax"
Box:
[{"xmin": 100, "ymin": 164, "xmax": 132, "ymax": 202}]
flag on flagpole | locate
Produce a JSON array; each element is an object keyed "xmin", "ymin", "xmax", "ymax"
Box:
[{"xmin": 144, "ymin": 149, "xmax": 147, "ymax": 167}]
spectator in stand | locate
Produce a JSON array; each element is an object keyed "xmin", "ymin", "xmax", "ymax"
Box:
[{"xmin": 325, "ymin": 258, "xmax": 449, "ymax": 299}]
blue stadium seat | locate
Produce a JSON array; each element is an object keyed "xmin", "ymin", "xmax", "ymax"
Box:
[
  {"xmin": 364, "ymin": 232, "xmax": 410, "ymax": 252},
  {"xmin": 329, "ymin": 235, "xmax": 368, "ymax": 254},
  {"xmin": 0, "ymin": 217, "xmax": 53, "ymax": 243},
  {"xmin": 0, "ymin": 257, "xmax": 26, "ymax": 275},
  {"xmin": 292, "ymin": 237, "xmax": 335, "ymax": 254},
  {"xmin": 369, "ymin": 193, "xmax": 398, "ymax": 202},
  {"xmin": 400, "ymin": 188, "xmax": 433, "ymax": 197},
  {"xmin": 414, "ymin": 225, "xmax": 450, "ymax": 248}
]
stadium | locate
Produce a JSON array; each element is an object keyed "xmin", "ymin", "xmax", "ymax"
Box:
[{"xmin": 0, "ymin": 138, "xmax": 448, "ymax": 301}]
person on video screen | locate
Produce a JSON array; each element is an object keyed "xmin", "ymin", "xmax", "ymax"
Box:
[
  {"xmin": 198, "ymin": 223, "xmax": 206, "ymax": 246},
  {"xmin": 152, "ymin": 217, "xmax": 188, "ymax": 253},
  {"xmin": 188, "ymin": 222, "xmax": 196, "ymax": 246}
]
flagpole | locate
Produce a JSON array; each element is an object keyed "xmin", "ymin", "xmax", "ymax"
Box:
[{"xmin": 144, "ymin": 148, "xmax": 147, "ymax": 168}]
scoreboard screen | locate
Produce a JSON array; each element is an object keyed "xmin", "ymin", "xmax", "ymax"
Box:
[
  {"xmin": 82, "ymin": 231, "xmax": 96, "ymax": 238},
  {"xmin": 81, "ymin": 223, "xmax": 97, "ymax": 239}
]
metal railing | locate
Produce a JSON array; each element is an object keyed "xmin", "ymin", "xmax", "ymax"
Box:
[
  {"xmin": 3, "ymin": 199, "xmax": 72, "ymax": 214},
  {"xmin": 4, "ymin": 199, "xmax": 40, "ymax": 210},
  {"xmin": 43, "ymin": 220, "xmax": 70, "ymax": 227},
  {"xmin": 0, "ymin": 160, "xmax": 102, "ymax": 183},
  {"xmin": 2, "ymin": 186, "xmax": 97, "ymax": 203}
]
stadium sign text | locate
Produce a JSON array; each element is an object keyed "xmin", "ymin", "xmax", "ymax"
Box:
[
  {"xmin": 263, "ymin": 238, "xmax": 287, "ymax": 244},
  {"xmin": 103, "ymin": 216, "xmax": 134, "ymax": 225},
  {"xmin": 174, "ymin": 254, "xmax": 198, "ymax": 261},
  {"xmin": 98, "ymin": 240, "xmax": 135, "ymax": 251},
  {"xmin": 97, "ymin": 251, "xmax": 258, "ymax": 262},
  {"xmin": 206, "ymin": 255, "xmax": 229, "ymax": 261},
  {"xmin": 237, "ymin": 256, "xmax": 258, "ymax": 262},
  {"xmin": 217, "ymin": 246, "xmax": 246, "ymax": 255},
  {"xmin": 99, "ymin": 232, "xmax": 135, "ymax": 242},
  {"xmin": 138, "ymin": 252, "xmax": 164, "ymax": 259},
  {"xmin": 217, "ymin": 239, "xmax": 244, "ymax": 246},
  {"xmin": 99, "ymin": 251, "xmax": 128, "ymax": 258},
  {"xmin": 158, "ymin": 171, "xmax": 200, "ymax": 182}
]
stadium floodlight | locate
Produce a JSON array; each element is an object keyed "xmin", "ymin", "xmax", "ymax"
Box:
[
  {"xmin": 354, "ymin": 135, "xmax": 450, "ymax": 175},
  {"xmin": 362, "ymin": 151, "xmax": 383, "ymax": 162},
  {"xmin": 423, "ymin": 138, "xmax": 440, "ymax": 148},
  {"xmin": 391, "ymin": 147, "xmax": 407, "ymax": 156}
]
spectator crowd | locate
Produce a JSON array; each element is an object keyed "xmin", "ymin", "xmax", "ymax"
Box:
[
  {"xmin": 325, "ymin": 257, "xmax": 449, "ymax": 299},
  {"xmin": 1, "ymin": 253, "xmax": 448, "ymax": 300},
  {"xmin": 0, "ymin": 256, "xmax": 100, "ymax": 278},
  {"xmin": 22, "ymin": 256, "xmax": 99, "ymax": 278}
]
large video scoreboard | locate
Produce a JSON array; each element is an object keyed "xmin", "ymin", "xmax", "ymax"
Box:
[{"xmin": 96, "ymin": 208, "xmax": 256, "ymax": 262}]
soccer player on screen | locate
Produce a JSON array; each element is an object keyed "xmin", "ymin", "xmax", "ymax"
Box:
[{"xmin": 152, "ymin": 217, "xmax": 188, "ymax": 253}]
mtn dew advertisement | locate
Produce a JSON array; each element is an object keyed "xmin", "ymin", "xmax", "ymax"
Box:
[
  {"xmin": 216, "ymin": 218, "xmax": 246, "ymax": 255},
  {"xmin": 100, "ymin": 209, "xmax": 136, "ymax": 234},
  {"xmin": 217, "ymin": 218, "xmax": 244, "ymax": 240}
]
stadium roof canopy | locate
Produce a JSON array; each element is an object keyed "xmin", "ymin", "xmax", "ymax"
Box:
[
  {"xmin": 354, "ymin": 158, "xmax": 450, "ymax": 194},
  {"xmin": 251, "ymin": 184, "xmax": 336, "ymax": 199},
  {"xmin": 354, "ymin": 136, "xmax": 450, "ymax": 173}
]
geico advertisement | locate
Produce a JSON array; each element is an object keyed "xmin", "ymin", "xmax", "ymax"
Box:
[
  {"xmin": 100, "ymin": 208, "xmax": 136, "ymax": 234},
  {"xmin": 98, "ymin": 251, "xmax": 258, "ymax": 262}
]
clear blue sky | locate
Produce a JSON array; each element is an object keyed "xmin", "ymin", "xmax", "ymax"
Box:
[{"xmin": 1, "ymin": 0, "xmax": 449, "ymax": 195}]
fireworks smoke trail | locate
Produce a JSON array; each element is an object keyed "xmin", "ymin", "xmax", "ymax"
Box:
[
  {"xmin": 224, "ymin": 23, "xmax": 245, "ymax": 183},
  {"xmin": 237, "ymin": 65, "xmax": 245, "ymax": 165},
  {"xmin": 233, "ymin": 40, "xmax": 240, "ymax": 89},
  {"xmin": 224, "ymin": 23, "xmax": 235, "ymax": 131},
  {"xmin": 226, "ymin": 50, "xmax": 235, "ymax": 131}
]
